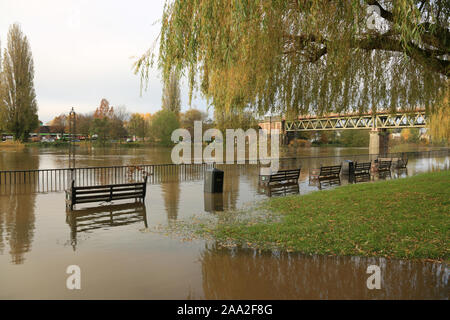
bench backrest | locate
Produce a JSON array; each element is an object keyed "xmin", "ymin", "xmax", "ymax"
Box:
[
  {"xmin": 70, "ymin": 176, "xmax": 147, "ymax": 204},
  {"xmin": 378, "ymin": 160, "xmax": 392, "ymax": 170},
  {"xmin": 269, "ymin": 169, "xmax": 300, "ymax": 182},
  {"xmin": 319, "ymin": 165, "xmax": 341, "ymax": 177},
  {"xmin": 354, "ymin": 162, "xmax": 371, "ymax": 171}
]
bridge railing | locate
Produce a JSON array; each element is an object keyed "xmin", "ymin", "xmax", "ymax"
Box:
[{"xmin": 285, "ymin": 111, "xmax": 428, "ymax": 131}]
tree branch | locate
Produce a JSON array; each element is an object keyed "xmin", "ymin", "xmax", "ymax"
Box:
[
  {"xmin": 365, "ymin": 0, "xmax": 393, "ymax": 22},
  {"xmin": 284, "ymin": 34, "xmax": 449, "ymax": 76}
]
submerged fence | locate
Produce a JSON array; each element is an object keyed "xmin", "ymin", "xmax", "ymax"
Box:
[
  {"xmin": 0, "ymin": 162, "xmax": 215, "ymax": 193},
  {"xmin": 0, "ymin": 149, "xmax": 448, "ymax": 194}
]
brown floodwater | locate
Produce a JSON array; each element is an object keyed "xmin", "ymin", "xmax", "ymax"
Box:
[{"xmin": 0, "ymin": 146, "xmax": 448, "ymax": 299}]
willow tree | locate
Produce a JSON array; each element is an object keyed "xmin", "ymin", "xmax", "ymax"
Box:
[
  {"xmin": 429, "ymin": 84, "xmax": 450, "ymax": 143},
  {"xmin": 0, "ymin": 24, "xmax": 39, "ymax": 141},
  {"xmin": 136, "ymin": 0, "xmax": 448, "ymax": 119}
]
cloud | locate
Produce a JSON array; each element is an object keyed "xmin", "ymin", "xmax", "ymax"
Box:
[{"xmin": 0, "ymin": 0, "xmax": 209, "ymax": 123}]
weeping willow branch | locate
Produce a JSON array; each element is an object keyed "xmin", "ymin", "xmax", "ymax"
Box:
[{"xmin": 137, "ymin": 0, "xmax": 449, "ymax": 116}]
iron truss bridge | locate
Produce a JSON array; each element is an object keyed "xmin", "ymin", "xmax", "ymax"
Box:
[{"xmin": 284, "ymin": 110, "xmax": 427, "ymax": 132}]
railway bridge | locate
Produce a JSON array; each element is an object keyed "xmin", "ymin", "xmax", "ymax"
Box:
[{"xmin": 259, "ymin": 110, "xmax": 428, "ymax": 154}]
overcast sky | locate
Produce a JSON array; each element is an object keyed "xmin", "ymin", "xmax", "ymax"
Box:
[{"xmin": 0, "ymin": 0, "xmax": 209, "ymax": 123}]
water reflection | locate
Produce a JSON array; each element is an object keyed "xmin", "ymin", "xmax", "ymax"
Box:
[
  {"xmin": 349, "ymin": 173, "xmax": 371, "ymax": 184},
  {"xmin": 200, "ymin": 245, "xmax": 449, "ymax": 299},
  {"xmin": 161, "ymin": 179, "xmax": 180, "ymax": 221},
  {"xmin": 258, "ymin": 182, "xmax": 300, "ymax": 197},
  {"xmin": 0, "ymin": 147, "xmax": 449, "ymax": 299},
  {"xmin": 204, "ymin": 193, "xmax": 224, "ymax": 213},
  {"xmin": 0, "ymin": 193, "xmax": 37, "ymax": 264},
  {"xmin": 377, "ymin": 170, "xmax": 392, "ymax": 180},
  {"xmin": 222, "ymin": 168, "xmax": 240, "ymax": 211},
  {"xmin": 66, "ymin": 203, "xmax": 147, "ymax": 250},
  {"xmin": 0, "ymin": 150, "xmax": 39, "ymax": 264},
  {"xmin": 392, "ymin": 168, "xmax": 408, "ymax": 179},
  {"xmin": 309, "ymin": 177, "xmax": 341, "ymax": 190}
]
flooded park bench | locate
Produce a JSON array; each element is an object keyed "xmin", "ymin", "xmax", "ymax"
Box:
[
  {"xmin": 393, "ymin": 157, "xmax": 408, "ymax": 169},
  {"xmin": 348, "ymin": 161, "xmax": 372, "ymax": 184},
  {"xmin": 259, "ymin": 168, "xmax": 301, "ymax": 185},
  {"xmin": 65, "ymin": 176, "xmax": 148, "ymax": 211},
  {"xmin": 309, "ymin": 165, "xmax": 342, "ymax": 182},
  {"xmin": 352, "ymin": 161, "xmax": 372, "ymax": 175},
  {"xmin": 376, "ymin": 159, "xmax": 392, "ymax": 172}
]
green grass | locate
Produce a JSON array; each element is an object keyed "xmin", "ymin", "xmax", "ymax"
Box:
[{"xmin": 206, "ymin": 171, "xmax": 450, "ymax": 261}]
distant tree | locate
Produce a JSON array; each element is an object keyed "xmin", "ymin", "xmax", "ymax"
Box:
[
  {"xmin": 94, "ymin": 98, "xmax": 114, "ymax": 119},
  {"xmin": 91, "ymin": 99, "xmax": 114, "ymax": 143},
  {"xmin": 49, "ymin": 114, "xmax": 67, "ymax": 136},
  {"xmin": 162, "ymin": 70, "xmax": 181, "ymax": 115},
  {"xmin": 339, "ymin": 130, "xmax": 370, "ymax": 147},
  {"xmin": 89, "ymin": 99, "xmax": 129, "ymax": 142},
  {"xmin": 181, "ymin": 108, "xmax": 207, "ymax": 136},
  {"xmin": 109, "ymin": 116, "xmax": 127, "ymax": 141},
  {"xmin": 214, "ymin": 109, "xmax": 258, "ymax": 132},
  {"xmin": 128, "ymin": 113, "xmax": 147, "ymax": 140},
  {"xmin": 76, "ymin": 113, "xmax": 93, "ymax": 137},
  {"xmin": 110, "ymin": 105, "xmax": 129, "ymax": 141},
  {"xmin": 90, "ymin": 117, "xmax": 110, "ymax": 144},
  {"xmin": 0, "ymin": 24, "xmax": 39, "ymax": 142},
  {"xmin": 401, "ymin": 128, "xmax": 421, "ymax": 143},
  {"xmin": 150, "ymin": 109, "xmax": 179, "ymax": 146}
]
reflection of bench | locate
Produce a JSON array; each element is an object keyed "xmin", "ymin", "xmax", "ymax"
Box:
[
  {"xmin": 259, "ymin": 182, "xmax": 299, "ymax": 197},
  {"xmin": 352, "ymin": 162, "xmax": 371, "ymax": 175},
  {"xmin": 66, "ymin": 203, "xmax": 147, "ymax": 250},
  {"xmin": 259, "ymin": 169, "xmax": 300, "ymax": 185},
  {"xmin": 65, "ymin": 176, "xmax": 147, "ymax": 210},
  {"xmin": 318, "ymin": 177, "xmax": 341, "ymax": 190},
  {"xmin": 309, "ymin": 165, "xmax": 341, "ymax": 182},
  {"xmin": 349, "ymin": 172, "xmax": 371, "ymax": 184}
]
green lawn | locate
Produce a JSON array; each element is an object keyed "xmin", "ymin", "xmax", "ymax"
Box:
[{"xmin": 209, "ymin": 171, "xmax": 450, "ymax": 261}]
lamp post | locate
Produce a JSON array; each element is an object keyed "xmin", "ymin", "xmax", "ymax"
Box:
[{"xmin": 69, "ymin": 107, "xmax": 76, "ymax": 170}]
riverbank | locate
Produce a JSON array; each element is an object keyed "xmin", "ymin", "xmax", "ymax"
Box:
[{"xmin": 194, "ymin": 171, "xmax": 449, "ymax": 261}]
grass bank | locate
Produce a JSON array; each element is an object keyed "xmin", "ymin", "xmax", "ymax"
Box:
[{"xmin": 199, "ymin": 171, "xmax": 449, "ymax": 261}]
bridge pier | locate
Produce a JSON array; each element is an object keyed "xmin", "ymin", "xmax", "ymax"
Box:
[
  {"xmin": 369, "ymin": 129, "xmax": 389, "ymax": 155},
  {"xmin": 369, "ymin": 129, "xmax": 380, "ymax": 155}
]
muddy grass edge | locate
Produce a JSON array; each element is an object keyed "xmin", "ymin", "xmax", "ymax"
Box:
[{"xmin": 175, "ymin": 170, "xmax": 450, "ymax": 262}]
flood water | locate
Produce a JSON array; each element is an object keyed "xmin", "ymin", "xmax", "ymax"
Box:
[{"xmin": 0, "ymin": 146, "xmax": 448, "ymax": 299}]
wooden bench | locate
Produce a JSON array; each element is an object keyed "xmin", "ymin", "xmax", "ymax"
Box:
[
  {"xmin": 394, "ymin": 158, "xmax": 408, "ymax": 169},
  {"xmin": 259, "ymin": 169, "xmax": 300, "ymax": 185},
  {"xmin": 351, "ymin": 161, "xmax": 371, "ymax": 175},
  {"xmin": 66, "ymin": 176, "xmax": 147, "ymax": 210},
  {"xmin": 309, "ymin": 165, "xmax": 341, "ymax": 182},
  {"xmin": 376, "ymin": 159, "xmax": 392, "ymax": 172}
]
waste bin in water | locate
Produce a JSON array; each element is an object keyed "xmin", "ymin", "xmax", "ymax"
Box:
[
  {"xmin": 204, "ymin": 168, "xmax": 224, "ymax": 193},
  {"xmin": 342, "ymin": 160, "xmax": 354, "ymax": 175}
]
